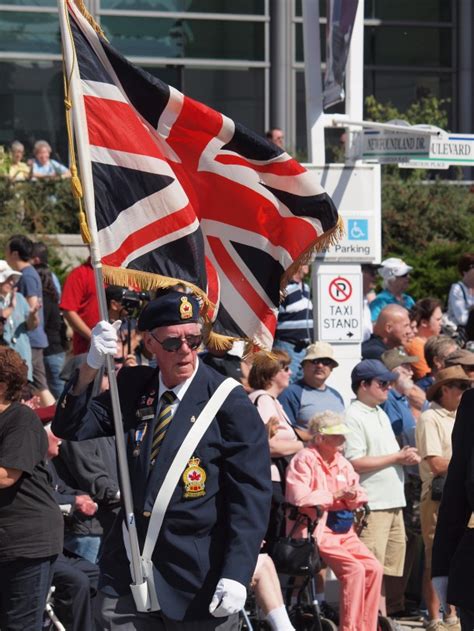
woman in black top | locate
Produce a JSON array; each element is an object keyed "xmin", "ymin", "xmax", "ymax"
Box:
[
  {"xmin": 0, "ymin": 346, "xmax": 63, "ymax": 629},
  {"xmin": 36, "ymin": 264, "xmax": 67, "ymax": 398}
]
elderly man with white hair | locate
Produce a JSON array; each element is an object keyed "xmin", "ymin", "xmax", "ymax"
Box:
[{"xmin": 370, "ymin": 258, "xmax": 415, "ymax": 322}]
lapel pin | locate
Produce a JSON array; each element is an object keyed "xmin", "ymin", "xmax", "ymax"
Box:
[{"xmin": 190, "ymin": 415, "xmax": 196, "ymax": 423}]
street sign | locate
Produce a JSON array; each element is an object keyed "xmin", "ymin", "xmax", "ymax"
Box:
[
  {"xmin": 429, "ymin": 134, "xmax": 474, "ymax": 165},
  {"xmin": 317, "ymin": 271, "xmax": 362, "ymax": 343},
  {"xmin": 306, "ymin": 164, "xmax": 381, "ymax": 263},
  {"xmin": 361, "ymin": 130, "xmax": 430, "ymax": 163},
  {"xmin": 398, "ymin": 159, "xmax": 450, "ymax": 170}
]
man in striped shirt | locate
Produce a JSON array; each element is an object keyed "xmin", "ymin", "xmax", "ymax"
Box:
[{"xmin": 273, "ymin": 265, "xmax": 313, "ymax": 382}]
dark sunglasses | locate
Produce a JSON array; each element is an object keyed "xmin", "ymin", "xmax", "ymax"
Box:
[
  {"xmin": 448, "ymin": 381, "xmax": 471, "ymax": 391},
  {"xmin": 374, "ymin": 379, "xmax": 391, "ymax": 388},
  {"xmin": 279, "ymin": 365, "xmax": 291, "ymax": 372},
  {"xmin": 309, "ymin": 358, "xmax": 334, "ymax": 367},
  {"xmin": 150, "ymin": 332, "xmax": 202, "ymax": 352}
]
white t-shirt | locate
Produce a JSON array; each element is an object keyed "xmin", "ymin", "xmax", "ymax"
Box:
[{"xmin": 344, "ymin": 400, "xmax": 405, "ymax": 510}]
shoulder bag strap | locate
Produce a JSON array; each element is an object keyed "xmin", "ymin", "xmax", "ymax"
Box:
[{"xmin": 141, "ymin": 377, "xmax": 240, "ymax": 562}]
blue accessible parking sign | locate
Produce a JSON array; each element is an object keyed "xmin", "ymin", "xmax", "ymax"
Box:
[{"xmin": 347, "ymin": 219, "xmax": 368, "ymax": 241}]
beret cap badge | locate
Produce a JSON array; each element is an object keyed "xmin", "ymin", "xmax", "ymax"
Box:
[{"xmin": 179, "ymin": 296, "xmax": 193, "ymax": 320}]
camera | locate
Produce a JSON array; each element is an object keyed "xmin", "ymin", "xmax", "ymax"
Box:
[{"xmin": 121, "ymin": 290, "xmax": 150, "ymax": 317}]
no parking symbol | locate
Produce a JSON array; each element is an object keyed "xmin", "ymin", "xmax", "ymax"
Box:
[{"xmin": 328, "ymin": 277, "xmax": 353, "ymax": 302}]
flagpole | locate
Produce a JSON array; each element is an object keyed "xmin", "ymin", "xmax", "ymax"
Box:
[{"xmin": 57, "ymin": 0, "xmax": 144, "ymax": 588}]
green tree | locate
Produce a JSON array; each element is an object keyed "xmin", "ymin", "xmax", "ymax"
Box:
[{"xmin": 362, "ymin": 95, "xmax": 474, "ymax": 303}]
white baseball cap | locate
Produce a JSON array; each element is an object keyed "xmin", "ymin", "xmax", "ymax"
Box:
[
  {"xmin": 0, "ymin": 260, "xmax": 21, "ymax": 284},
  {"xmin": 378, "ymin": 257, "xmax": 413, "ymax": 279}
]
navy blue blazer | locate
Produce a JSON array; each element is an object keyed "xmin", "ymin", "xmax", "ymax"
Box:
[
  {"xmin": 432, "ymin": 388, "xmax": 474, "ymax": 610},
  {"xmin": 52, "ymin": 362, "xmax": 272, "ymax": 621}
]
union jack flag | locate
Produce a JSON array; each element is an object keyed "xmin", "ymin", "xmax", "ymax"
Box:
[{"xmin": 63, "ymin": 1, "xmax": 339, "ymax": 349}]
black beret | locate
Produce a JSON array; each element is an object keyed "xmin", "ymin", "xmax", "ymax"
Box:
[{"xmin": 137, "ymin": 291, "xmax": 200, "ymax": 331}]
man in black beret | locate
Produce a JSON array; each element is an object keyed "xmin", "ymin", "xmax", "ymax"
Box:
[{"xmin": 52, "ymin": 289, "xmax": 272, "ymax": 630}]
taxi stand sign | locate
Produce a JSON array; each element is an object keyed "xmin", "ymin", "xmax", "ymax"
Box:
[{"xmin": 316, "ymin": 271, "xmax": 363, "ymax": 344}]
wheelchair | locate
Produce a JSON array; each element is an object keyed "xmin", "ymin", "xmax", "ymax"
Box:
[{"xmin": 239, "ymin": 504, "xmax": 337, "ymax": 630}]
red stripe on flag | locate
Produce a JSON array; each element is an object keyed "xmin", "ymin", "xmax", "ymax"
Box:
[
  {"xmin": 85, "ymin": 96, "xmax": 163, "ymax": 158},
  {"xmin": 207, "ymin": 236, "xmax": 277, "ymax": 336},
  {"xmin": 215, "ymin": 154, "xmax": 306, "ymax": 176},
  {"xmin": 101, "ymin": 202, "xmax": 196, "ymax": 267},
  {"xmin": 205, "ymin": 257, "xmax": 219, "ymax": 319}
]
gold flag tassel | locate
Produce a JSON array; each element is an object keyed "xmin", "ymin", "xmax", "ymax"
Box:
[
  {"xmin": 72, "ymin": 0, "xmax": 107, "ymax": 39},
  {"xmin": 61, "ymin": 0, "xmax": 92, "ymax": 245},
  {"xmin": 280, "ymin": 215, "xmax": 345, "ymax": 294}
]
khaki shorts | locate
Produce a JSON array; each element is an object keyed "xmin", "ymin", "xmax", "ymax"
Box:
[
  {"xmin": 420, "ymin": 495, "xmax": 439, "ymax": 569},
  {"xmin": 359, "ymin": 508, "xmax": 406, "ymax": 577}
]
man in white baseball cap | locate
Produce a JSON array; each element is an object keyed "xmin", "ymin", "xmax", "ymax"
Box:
[{"xmin": 370, "ymin": 257, "xmax": 415, "ymax": 322}]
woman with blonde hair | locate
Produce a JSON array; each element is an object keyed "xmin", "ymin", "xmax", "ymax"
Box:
[{"xmin": 285, "ymin": 410, "xmax": 383, "ymax": 631}]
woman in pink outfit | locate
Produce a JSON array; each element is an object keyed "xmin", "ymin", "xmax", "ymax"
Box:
[{"xmin": 285, "ymin": 410, "xmax": 383, "ymax": 631}]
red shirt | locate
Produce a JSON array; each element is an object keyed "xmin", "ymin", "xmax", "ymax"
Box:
[{"xmin": 60, "ymin": 260, "xmax": 100, "ymax": 355}]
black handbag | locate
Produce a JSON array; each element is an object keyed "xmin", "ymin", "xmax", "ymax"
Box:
[
  {"xmin": 431, "ymin": 475, "xmax": 446, "ymax": 501},
  {"xmin": 270, "ymin": 509, "xmax": 321, "ymax": 576}
]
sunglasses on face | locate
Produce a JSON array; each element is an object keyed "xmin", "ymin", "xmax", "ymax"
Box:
[
  {"xmin": 373, "ymin": 379, "xmax": 390, "ymax": 388},
  {"xmin": 150, "ymin": 332, "xmax": 202, "ymax": 352},
  {"xmin": 309, "ymin": 358, "xmax": 333, "ymax": 367},
  {"xmin": 279, "ymin": 365, "xmax": 291, "ymax": 373}
]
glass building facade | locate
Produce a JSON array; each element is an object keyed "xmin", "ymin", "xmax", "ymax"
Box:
[{"xmin": 0, "ymin": 0, "xmax": 469, "ymax": 162}]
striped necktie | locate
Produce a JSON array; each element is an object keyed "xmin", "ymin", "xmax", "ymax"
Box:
[{"xmin": 150, "ymin": 390, "xmax": 176, "ymax": 464}]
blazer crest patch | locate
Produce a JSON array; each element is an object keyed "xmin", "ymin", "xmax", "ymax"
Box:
[{"xmin": 182, "ymin": 456, "xmax": 206, "ymax": 499}]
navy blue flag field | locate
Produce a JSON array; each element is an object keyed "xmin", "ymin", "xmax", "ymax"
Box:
[{"xmin": 63, "ymin": 0, "xmax": 340, "ymax": 349}]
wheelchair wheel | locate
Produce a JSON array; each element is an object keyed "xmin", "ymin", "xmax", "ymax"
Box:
[{"xmin": 377, "ymin": 615, "xmax": 395, "ymax": 631}]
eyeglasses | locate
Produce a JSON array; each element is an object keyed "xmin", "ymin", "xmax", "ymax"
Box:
[
  {"xmin": 374, "ymin": 379, "xmax": 391, "ymax": 389},
  {"xmin": 309, "ymin": 358, "xmax": 334, "ymax": 367},
  {"xmin": 150, "ymin": 332, "xmax": 202, "ymax": 352},
  {"xmin": 279, "ymin": 365, "xmax": 291, "ymax": 373},
  {"xmin": 448, "ymin": 381, "xmax": 471, "ymax": 392}
]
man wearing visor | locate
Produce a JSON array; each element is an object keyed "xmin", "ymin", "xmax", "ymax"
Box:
[{"xmin": 52, "ymin": 289, "xmax": 272, "ymax": 630}]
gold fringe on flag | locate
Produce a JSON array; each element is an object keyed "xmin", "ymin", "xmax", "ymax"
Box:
[
  {"xmin": 280, "ymin": 215, "xmax": 345, "ymax": 296},
  {"xmin": 61, "ymin": 0, "xmax": 94, "ymax": 245},
  {"xmin": 202, "ymin": 328, "xmax": 237, "ymax": 353},
  {"xmin": 72, "ymin": 0, "xmax": 107, "ymax": 39},
  {"xmin": 102, "ymin": 264, "xmax": 215, "ymax": 318}
]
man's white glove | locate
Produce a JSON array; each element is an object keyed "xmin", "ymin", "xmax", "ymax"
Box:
[
  {"xmin": 432, "ymin": 575, "xmax": 449, "ymax": 613},
  {"xmin": 86, "ymin": 320, "xmax": 121, "ymax": 370},
  {"xmin": 209, "ymin": 578, "xmax": 247, "ymax": 617}
]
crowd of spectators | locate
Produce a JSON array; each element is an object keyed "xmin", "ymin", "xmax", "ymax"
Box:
[
  {"xmin": 6, "ymin": 140, "xmax": 71, "ymax": 182},
  {"xmin": 0, "ymin": 244, "xmax": 473, "ymax": 630}
]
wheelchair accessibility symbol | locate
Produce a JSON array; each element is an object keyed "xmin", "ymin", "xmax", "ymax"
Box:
[{"xmin": 348, "ymin": 219, "xmax": 368, "ymax": 241}]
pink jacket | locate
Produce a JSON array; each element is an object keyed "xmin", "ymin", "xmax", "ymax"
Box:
[{"xmin": 285, "ymin": 445, "xmax": 367, "ymax": 541}]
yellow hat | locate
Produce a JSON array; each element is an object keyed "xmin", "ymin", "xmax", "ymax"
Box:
[{"xmin": 317, "ymin": 423, "xmax": 351, "ymax": 436}]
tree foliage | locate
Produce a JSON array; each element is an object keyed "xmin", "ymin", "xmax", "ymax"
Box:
[{"xmin": 364, "ymin": 95, "xmax": 474, "ymax": 304}]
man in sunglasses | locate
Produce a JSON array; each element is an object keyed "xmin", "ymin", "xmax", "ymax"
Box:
[
  {"xmin": 415, "ymin": 366, "xmax": 473, "ymax": 631},
  {"xmin": 52, "ymin": 289, "xmax": 272, "ymax": 630},
  {"xmin": 344, "ymin": 359, "xmax": 421, "ymax": 619},
  {"xmin": 278, "ymin": 342, "xmax": 344, "ymax": 432}
]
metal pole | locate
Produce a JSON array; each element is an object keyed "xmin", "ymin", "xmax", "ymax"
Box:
[
  {"xmin": 458, "ymin": 0, "xmax": 473, "ymax": 179},
  {"xmin": 344, "ymin": 0, "xmax": 364, "ymax": 162},
  {"xmin": 330, "ymin": 115, "xmax": 442, "ymax": 136},
  {"xmin": 269, "ymin": 0, "xmax": 288, "ymax": 134},
  {"xmin": 302, "ymin": 0, "xmax": 325, "ymax": 164},
  {"xmin": 58, "ymin": 0, "xmax": 144, "ymax": 587}
]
